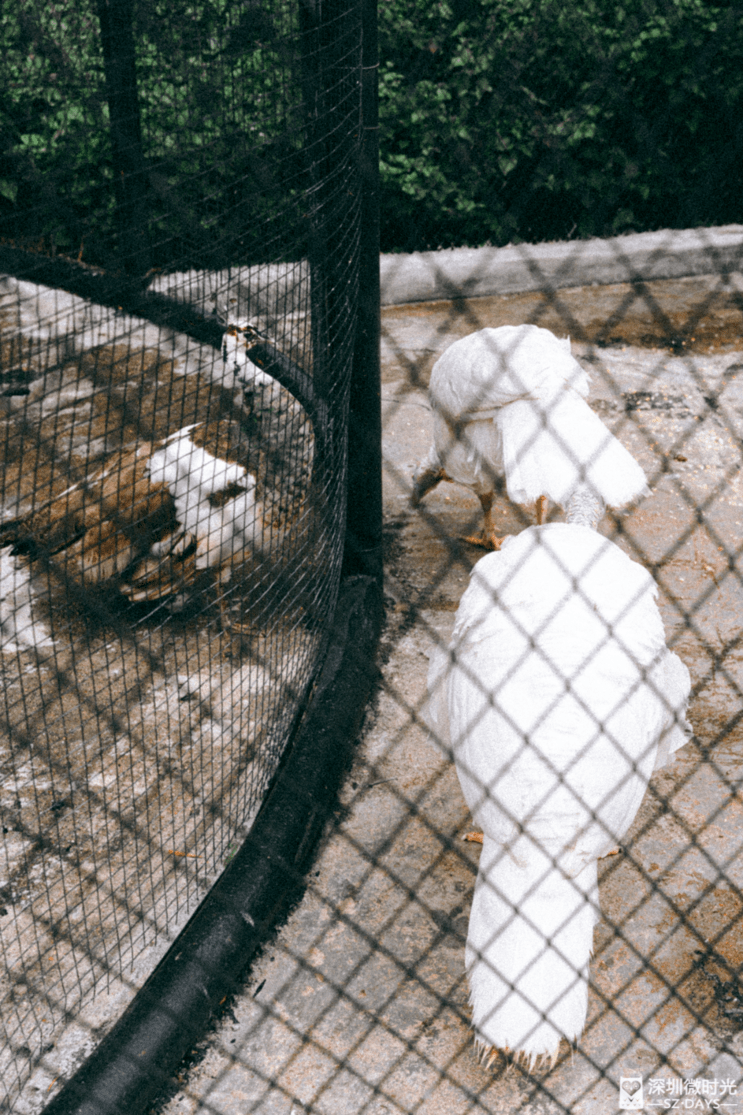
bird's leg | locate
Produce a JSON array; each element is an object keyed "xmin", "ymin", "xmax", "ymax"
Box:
[
  {"xmin": 535, "ymin": 494, "xmax": 548, "ymax": 524},
  {"xmin": 462, "ymin": 492, "xmax": 504, "ymax": 551},
  {"xmin": 217, "ymin": 589, "xmax": 253, "ymax": 656},
  {"xmin": 411, "ymin": 465, "xmax": 446, "ymax": 508}
]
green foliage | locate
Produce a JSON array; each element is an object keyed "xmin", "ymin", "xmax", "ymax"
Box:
[
  {"xmin": 378, "ymin": 0, "xmax": 743, "ymax": 250},
  {"xmin": 0, "ymin": 3, "xmax": 112, "ymax": 256},
  {"xmin": 130, "ymin": 0, "xmax": 303, "ymax": 267},
  {"xmin": 0, "ymin": 0, "xmax": 303, "ymax": 268},
  {"xmin": 1, "ymin": 0, "xmax": 742, "ymax": 262}
]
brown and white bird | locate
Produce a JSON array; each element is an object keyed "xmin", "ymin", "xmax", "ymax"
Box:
[
  {"xmin": 426, "ymin": 488, "xmax": 691, "ymax": 1068},
  {"xmin": 0, "ymin": 321, "xmax": 308, "ymax": 634},
  {"xmin": 412, "ymin": 324, "xmax": 649, "ymax": 548}
]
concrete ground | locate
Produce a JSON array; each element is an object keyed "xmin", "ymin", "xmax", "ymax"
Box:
[{"xmin": 150, "ymin": 275, "xmax": 743, "ymax": 1115}]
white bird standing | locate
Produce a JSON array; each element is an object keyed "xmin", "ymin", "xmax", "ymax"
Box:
[
  {"xmin": 412, "ymin": 325, "xmax": 649, "ymax": 548},
  {"xmin": 425, "ymin": 488, "xmax": 691, "ymax": 1068}
]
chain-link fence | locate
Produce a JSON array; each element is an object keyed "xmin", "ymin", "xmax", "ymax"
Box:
[
  {"xmin": 0, "ymin": 1, "xmax": 380, "ymax": 1110},
  {"xmin": 136, "ymin": 234, "xmax": 743, "ymax": 1115},
  {"xmin": 4, "ymin": 0, "xmax": 743, "ymax": 1111}
]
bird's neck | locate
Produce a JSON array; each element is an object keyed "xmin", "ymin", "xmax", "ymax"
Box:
[{"xmin": 564, "ymin": 486, "xmax": 604, "ymax": 528}]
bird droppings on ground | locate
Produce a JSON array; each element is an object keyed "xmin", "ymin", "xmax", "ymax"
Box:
[{"xmin": 137, "ymin": 276, "xmax": 743, "ymax": 1115}]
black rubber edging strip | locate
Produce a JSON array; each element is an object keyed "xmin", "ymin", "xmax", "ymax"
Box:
[{"xmin": 43, "ymin": 573, "xmax": 383, "ymax": 1115}]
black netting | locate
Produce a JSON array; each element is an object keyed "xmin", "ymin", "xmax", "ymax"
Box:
[
  {"xmin": 4, "ymin": 0, "xmax": 743, "ymax": 1112},
  {"xmin": 0, "ymin": 1, "xmax": 367, "ymax": 1109}
]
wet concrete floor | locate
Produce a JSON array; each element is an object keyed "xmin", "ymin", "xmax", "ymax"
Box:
[{"xmin": 151, "ymin": 274, "xmax": 743, "ymax": 1115}]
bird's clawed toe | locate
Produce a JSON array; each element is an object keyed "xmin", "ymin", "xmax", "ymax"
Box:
[{"xmin": 461, "ymin": 531, "xmax": 504, "ymax": 551}]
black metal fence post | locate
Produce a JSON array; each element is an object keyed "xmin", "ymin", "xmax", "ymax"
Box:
[
  {"xmin": 96, "ymin": 0, "xmax": 150, "ymax": 277},
  {"xmin": 344, "ymin": 0, "xmax": 382, "ymax": 583}
]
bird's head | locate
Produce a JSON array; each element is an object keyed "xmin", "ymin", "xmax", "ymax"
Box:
[{"xmin": 220, "ymin": 319, "xmax": 276, "ymax": 393}]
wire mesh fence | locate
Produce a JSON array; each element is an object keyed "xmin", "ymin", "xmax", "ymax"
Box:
[
  {"xmin": 0, "ymin": 0, "xmax": 370, "ymax": 1109},
  {"xmin": 138, "ymin": 237, "xmax": 743, "ymax": 1114},
  {"xmin": 3, "ymin": 0, "xmax": 743, "ymax": 1111}
]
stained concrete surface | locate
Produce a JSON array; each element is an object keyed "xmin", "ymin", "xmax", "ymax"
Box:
[
  {"xmin": 149, "ymin": 276, "xmax": 743, "ymax": 1115},
  {"xmin": 378, "ymin": 225, "xmax": 743, "ymax": 305}
]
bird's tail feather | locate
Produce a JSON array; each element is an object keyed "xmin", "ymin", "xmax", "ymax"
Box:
[
  {"xmin": 466, "ymin": 835, "xmax": 597, "ymax": 1065},
  {"xmin": 499, "ymin": 392, "xmax": 649, "ymax": 509}
]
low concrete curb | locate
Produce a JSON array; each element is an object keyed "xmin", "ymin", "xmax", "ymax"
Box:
[
  {"xmin": 379, "ymin": 224, "xmax": 743, "ymax": 305},
  {"xmin": 5, "ymin": 225, "xmax": 743, "ymax": 324}
]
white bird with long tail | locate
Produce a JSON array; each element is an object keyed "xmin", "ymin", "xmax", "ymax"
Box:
[
  {"xmin": 425, "ymin": 488, "xmax": 691, "ymax": 1067},
  {"xmin": 412, "ymin": 325, "xmax": 649, "ymax": 548}
]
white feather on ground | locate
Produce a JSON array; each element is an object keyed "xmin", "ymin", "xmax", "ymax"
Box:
[
  {"xmin": 425, "ymin": 518, "xmax": 691, "ymax": 1067},
  {"xmin": 412, "ymin": 324, "xmax": 649, "ymax": 548}
]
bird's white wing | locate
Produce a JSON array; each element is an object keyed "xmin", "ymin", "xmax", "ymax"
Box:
[
  {"xmin": 498, "ymin": 391, "xmax": 649, "ymax": 508},
  {"xmin": 430, "ymin": 409, "xmax": 504, "ymax": 494},
  {"xmin": 429, "ymin": 325, "xmax": 589, "ymax": 423},
  {"xmin": 424, "ymin": 639, "xmax": 454, "ymax": 754},
  {"xmin": 145, "ymin": 430, "xmax": 263, "ymax": 570},
  {"xmin": 649, "ymin": 648, "xmax": 693, "ymax": 769},
  {"xmin": 449, "ymin": 602, "xmax": 658, "ymax": 870}
]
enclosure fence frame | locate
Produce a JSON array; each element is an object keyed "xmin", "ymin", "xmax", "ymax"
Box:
[{"xmin": 32, "ymin": 0, "xmax": 383, "ymax": 1110}]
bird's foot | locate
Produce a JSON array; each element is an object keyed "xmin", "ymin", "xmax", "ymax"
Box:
[
  {"xmin": 602, "ymin": 846, "xmax": 622, "ymax": 857},
  {"xmin": 460, "ymin": 531, "xmax": 503, "ymax": 551},
  {"xmin": 462, "ymin": 831, "xmax": 483, "ymax": 844}
]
